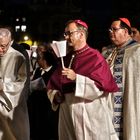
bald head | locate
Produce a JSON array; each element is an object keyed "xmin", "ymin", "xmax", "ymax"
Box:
[
  {"xmin": 0, "ymin": 28, "xmax": 12, "ymax": 56},
  {"xmin": 0, "ymin": 28, "xmax": 11, "ymax": 37}
]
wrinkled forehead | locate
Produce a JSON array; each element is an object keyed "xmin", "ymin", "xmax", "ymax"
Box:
[
  {"xmin": 111, "ymin": 20, "xmax": 121, "ymax": 27},
  {"xmin": 0, "ymin": 28, "xmax": 11, "ymax": 39},
  {"xmin": 65, "ymin": 22, "xmax": 77, "ymax": 31}
]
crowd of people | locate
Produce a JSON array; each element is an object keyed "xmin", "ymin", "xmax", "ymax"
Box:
[{"xmin": 0, "ymin": 17, "xmax": 140, "ymax": 140}]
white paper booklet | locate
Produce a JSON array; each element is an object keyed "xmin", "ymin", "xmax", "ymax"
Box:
[{"xmin": 51, "ymin": 40, "xmax": 67, "ymax": 68}]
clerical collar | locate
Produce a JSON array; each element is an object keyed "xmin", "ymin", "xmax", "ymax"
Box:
[
  {"xmin": 40, "ymin": 65, "xmax": 52, "ymax": 75},
  {"xmin": 74, "ymin": 46, "xmax": 89, "ymax": 55},
  {"xmin": 68, "ymin": 46, "xmax": 89, "ymax": 69}
]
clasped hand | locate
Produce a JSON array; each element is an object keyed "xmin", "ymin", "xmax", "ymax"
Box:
[{"xmin": 62, "ymin": 67, "xmax": 76, "ymax": 81}]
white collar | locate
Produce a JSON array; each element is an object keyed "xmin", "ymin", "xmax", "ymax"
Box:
[{"xmin": 40, "ymin": 65, "xmax": 52, "ymax": 75}]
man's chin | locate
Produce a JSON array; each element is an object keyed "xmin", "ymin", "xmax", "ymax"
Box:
[{"xmin": 0, "ymin": 53, "xmax": 4, "ymax": 56}]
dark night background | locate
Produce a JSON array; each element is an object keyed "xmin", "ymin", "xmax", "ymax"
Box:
[{"xmin": 0, "ymin": 0, "xmax": 140, "ymax": 51}]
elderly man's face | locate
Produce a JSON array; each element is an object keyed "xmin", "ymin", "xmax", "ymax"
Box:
[
  {"xmin": 109, "ymin": 21, "xmax": 129, "ymax": 47},
  {"xmin": 0, "ymin": 29, "xmax": 12, "ymax": 56},
  {"xmin": 64, "ymin": 22, "xmax": 82, "ymax": 49}
]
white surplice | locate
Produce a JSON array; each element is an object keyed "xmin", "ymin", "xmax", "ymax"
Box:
[
  {"xmin": 123, "ymin": 44, "xmax": 140, "ymax": 140},
  {"xmin": 0, "ymin": 47, "xmax": 30, "ymax": 140},
  {"xmin": 48, "ymin": 74, "xmax": 119, "ymax": 140}
]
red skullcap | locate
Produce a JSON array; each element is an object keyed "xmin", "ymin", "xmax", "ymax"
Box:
[
  {"xmin": 74, "ymin": 20, "xmax": 88, "ymax": 29},
  {"xmin": 119, "ymin": 18, "xmax": 131, "ymax": 27}
]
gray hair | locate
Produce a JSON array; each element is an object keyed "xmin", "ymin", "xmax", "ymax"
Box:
[{"xmin": 0, "ymin": 28, "xmax": 11, "ymax": 39}]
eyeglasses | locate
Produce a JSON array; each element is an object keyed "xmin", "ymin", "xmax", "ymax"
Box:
[
  {"xmin": 108, "ymin": 27, "xmax": 123, "ymax": 32},
  {"xmin": 0, "ymin": 44, "xmax": 8, "ymax": 49},
  {"xmin": 63, "ymin": 30, "xmax": 79, "ymax": 37},
  {"xmin": 0, "ymin": 41, "xmax": 11, "ymax": 50}
]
